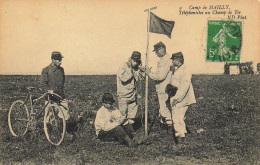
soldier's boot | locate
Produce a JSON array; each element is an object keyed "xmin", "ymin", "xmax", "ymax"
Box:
[
  {"xmin": 186, "ymin": 126, "xmax": 192, "ymax": 134},
  {"xmin": 124, "ymin": 136, "xmax": 137, "ymax": 148},
  {"xmin": 133, "ymin": 134, "xmax": 149, "ymax": 145},
  {"xmin": 166, "ymin": 120, "xmax": 173, "ymax": 133}
]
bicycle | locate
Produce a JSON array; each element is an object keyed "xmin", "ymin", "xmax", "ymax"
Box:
[{"xmin": 8, "ymin": 86, "xmax": 66, "ymax": 146}]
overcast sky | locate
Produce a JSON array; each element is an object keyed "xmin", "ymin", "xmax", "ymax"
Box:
[{"xmin": 0, "ymin": 0, "xmax": 259, "ymax": 75}]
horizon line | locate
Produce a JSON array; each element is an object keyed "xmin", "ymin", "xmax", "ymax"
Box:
[{"xmin": 0, "ymin": 73, "xmax": 226, "ymax": 76}]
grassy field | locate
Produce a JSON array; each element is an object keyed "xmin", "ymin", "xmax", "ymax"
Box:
[{"xmin": 0, "ymin": 74, "xmax": 259, "ymax": 164}]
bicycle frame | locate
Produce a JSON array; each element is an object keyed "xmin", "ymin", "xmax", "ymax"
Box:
[{"xmin": 23, "ymin": 88, "xmax": 64, "ymax": 121}]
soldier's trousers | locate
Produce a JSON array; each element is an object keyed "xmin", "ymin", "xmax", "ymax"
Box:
[
  {"xmin": 158, "ymin": 93, "xmax": 172, "ymax": 124},
  {"xmin": 97, "ymin": 124, "xmax": 135, "ymax": 145},
  {"xmin": 118, "ymin": 98, "xmax": 138, "ymax": 124},
  {"xmin": 171, "ymin": 106, "xmax": 188, "ymax": 137}
]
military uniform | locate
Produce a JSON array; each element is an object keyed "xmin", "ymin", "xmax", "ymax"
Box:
[
  {"xmin": 117, "ymin": 51, "xmax": 143, "ymax": 124},
  {"xmin": 41, "ymin": 64, "xmax": 65, "ymax": 98},
  {"xmin": 149, "ymin": 53, "xmax": 173, "ymax": 124},
  {"xmin": 170, "ymin": 52, "xmax": 196, "ymax": 138},
  {"xmin": 40, "ymin": 62, "xmax": 70, "ymax": 120},
  {"xmin": 117, "ymin": 60, "xmax": 141, "ymax": 124},
  {"xmin": 147, "ymin": 41, "xmax": 173, "ymax": 124}
]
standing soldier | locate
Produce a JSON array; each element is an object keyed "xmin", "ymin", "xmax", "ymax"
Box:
[
  {"xmin": 144, "ymin": 41, "xmax": 173, "ymax": 127},
  {"xmin": 170, "ymin": 52, "xmax": 196, "ymax": 140},
  {"xmin": 117, "ymin": 51, "xmax": 143, "ymax": 126},
  {"xmin": 40, "ymin": 51, "xmax": 70, "ymax": 123}
]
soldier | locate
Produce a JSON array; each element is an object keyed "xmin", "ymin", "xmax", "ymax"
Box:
[
  {"xmin": 40, "ymin": 51, "xmax": 76, "ymax": 140},
  {"xmin": 117, "ymin": 51, "xmax": 143, "ymax": 126},
  {"xmin": 169, "ymin": 52, "xmax": 196, "ymax": 140},
  {"xmin": 143, "ymin": 41, "xmax": 173, "ymax": 127},
  {"xmin": 40, "ymin": 51, "xmax": 70, "ymax": 121}
]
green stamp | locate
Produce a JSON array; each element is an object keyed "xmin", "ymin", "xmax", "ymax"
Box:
[{"xmin": 206, "ymin": 20, "xmax": 242, "ymax": 62}]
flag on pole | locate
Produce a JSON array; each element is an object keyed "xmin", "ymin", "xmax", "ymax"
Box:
[{"xmin": 149, "ymin": 12, "xmax": 175, "ymax": 38}]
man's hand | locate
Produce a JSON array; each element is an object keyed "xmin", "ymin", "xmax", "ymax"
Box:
[
  {"xmin": 139, "ymin": 66, "xmax": 145, "ymax": 72},
  {"xmin": 121, "ymin": 119, "xmax": 129, "ymax": 126},
  {"xmin": 144, "ymin": 69, "xmax": 151, "ymax": 75},
  {"xmin": 140, "ymin": 67, "xmax": 152, "ymax": 75}
]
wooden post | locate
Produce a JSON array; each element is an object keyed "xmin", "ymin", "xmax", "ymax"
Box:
[{"xmin": 144, "ymin": 6, "xmax": 157, "ymax": 136}]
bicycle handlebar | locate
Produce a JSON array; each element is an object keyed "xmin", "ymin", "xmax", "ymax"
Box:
[
  {"xmin": 48, "ymin": 92, "xmax": 63, "ymax": 100},
  {"xmin": 32, "ymin": 92, "xmax": 63, "ymax": 102},
  {"xmin": 27, "ymin": 86, "xmax": 63, "ymax": 103}
]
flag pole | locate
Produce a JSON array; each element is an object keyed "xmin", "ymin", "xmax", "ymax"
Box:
[{"xmin": 144, "ymin": 6, "xmax": 157, "ymax": 136}]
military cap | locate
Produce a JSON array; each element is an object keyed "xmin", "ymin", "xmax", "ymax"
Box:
[
  {"xmin": 102, "ymin": 93, "xmax": 115, "ymax": 104},
  {"xmin": 153, "ymin": 41, "xmax": 166, "ymax": 52},
  {"xmin": 171, "ymin": 52, "xmax": 184, "ymax": 60},
  {"xmin": 131, "ymin": 51, "xmax": 141, "ymax": 60},
  {"xmin": 51, "ymin": 51, "xmax": 63, "ymax": 60}
]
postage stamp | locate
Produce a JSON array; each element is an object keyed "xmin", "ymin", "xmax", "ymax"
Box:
[{"xmin": 206, "ymin": 20, "xmax": 242, "ymax": 62}]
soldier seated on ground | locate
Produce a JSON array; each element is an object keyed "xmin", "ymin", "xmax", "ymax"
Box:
[{"xmin": 94, "ymin": 93, "xmax": 148, "ymax": 147}]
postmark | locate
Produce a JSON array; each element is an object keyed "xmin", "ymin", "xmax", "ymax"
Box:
[{"xmin": 206, "ymin": 20, "xmax": 242, "ymax": 62}]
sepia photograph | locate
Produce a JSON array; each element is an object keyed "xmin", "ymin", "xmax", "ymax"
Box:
[{"xmin": 0, "ymin": 0, "xmax": 259, "ymax": 164}]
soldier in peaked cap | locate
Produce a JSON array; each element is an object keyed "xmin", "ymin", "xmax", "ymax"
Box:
[
  {"xmin": 51, "ymin": 51, "xmax": 64, "ymax": 60},
  {"xmin": 41, "ymin": 51, "xmax": 65, "ymax": 99},
  {"xmin": 152, "ymin": 41, "xmax": 166, "ymax": 52},
  {"xmin": 143, "ymin": 41, "xmax": 174, "ymax": 127},
  {"xmin": 169, "ymin": 52, "xmax": 196, "ymax": 141},
  {"xmin": 40, "ymin": 51, "xmax": 73, "ymax": 136},
  {"xmin": 171, "ymin": 52, "xmax": 184, "ymax": 62},
  {"xmin": 117, "ymin": 51, "xmax": 144, "ymax": 127}
]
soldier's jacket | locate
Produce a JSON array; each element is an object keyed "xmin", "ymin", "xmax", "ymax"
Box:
[
  {"xmin": 40, "ymin": 63, "xmax": 65, "ymax": 98},
  {"xmin": 149, "ymin": 53, "xmax": 173, "ymax": 94},
  {"xmin": 170, "ymin": 64, "xmax": 196, "ymax": 107},
  {"xmin": 117, "ymin": 60, "xmax": 142, "ymax": 101}
]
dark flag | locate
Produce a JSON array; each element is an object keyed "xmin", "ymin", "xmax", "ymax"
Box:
[{"xmin": 149, "ymin": 12, "xmax": 175, "ymax": 38}]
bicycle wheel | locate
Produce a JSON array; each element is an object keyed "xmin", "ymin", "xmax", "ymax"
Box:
[
  {"xmin": 44, "ymin": 104, "xmax": 66, "ymax": 146},
  {"xmin": 8, "ymin": 100, "xmax": 30, "ymax": 137}
]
